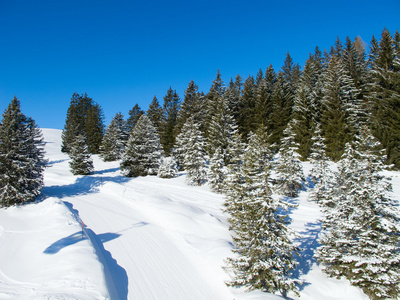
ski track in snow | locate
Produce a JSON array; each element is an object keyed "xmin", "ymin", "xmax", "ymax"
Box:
[{"xmin": 2, "ymin": 128, "xmax": 394, "ymax": 299}]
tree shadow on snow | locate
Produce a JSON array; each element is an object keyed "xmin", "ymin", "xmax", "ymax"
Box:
[
  {"xmin": 42, "ymin": 173, "xmax": 130, "ymax": 199},
  {"xmin": 61, "ymin": 201, "xmax": 129, "ymax": 300},
  {"xmin": 43, "ymin": 231, "xmax": 88, "ymax": 254},
  {"xmin": 292, "ymin": 221, "xmax": 322, "ymax": 291},
  {"xmin": 94, "ymin": 167, "xmax": 121, "ymax": 175}
]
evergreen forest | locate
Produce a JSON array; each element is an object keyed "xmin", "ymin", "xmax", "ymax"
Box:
[{"xmin": 1, "ymin": 28, "xmax": 400, "ymax": 299}]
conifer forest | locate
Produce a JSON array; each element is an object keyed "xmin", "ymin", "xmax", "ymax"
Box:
[{"xmin": 1, "ymin": 28, "xmax": 400, "ymax": 299}]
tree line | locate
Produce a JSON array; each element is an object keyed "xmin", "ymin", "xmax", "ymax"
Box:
[
  {"xmin": 63, "ymin": 28, "xmax": 400, "ymax": 171},
  {"xmin": 1, "ymin": 28, "xmax": 399, "ymax": 299}
]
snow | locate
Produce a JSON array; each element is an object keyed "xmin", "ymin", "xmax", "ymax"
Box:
[{"xmin": 2, "ymin": 128, "xmax": 397, "ymax": 299}]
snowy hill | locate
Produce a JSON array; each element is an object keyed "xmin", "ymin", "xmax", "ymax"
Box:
[{"xmin": 2, "ymin": 128, "xmax": 399, "ymax": 299}]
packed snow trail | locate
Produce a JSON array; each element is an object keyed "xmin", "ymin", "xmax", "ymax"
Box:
[
  {"xmin": 41, "ymin": 131, "xmax": 233, "ymax": 300},
  {"xmin": 63, "ymin": 183, "xmax": 229, "ymax": 300}
]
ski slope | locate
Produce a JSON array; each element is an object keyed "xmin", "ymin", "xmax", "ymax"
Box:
[{"xmin": 3, "ymin": 128, "xmax": 398, "ymax": 299}]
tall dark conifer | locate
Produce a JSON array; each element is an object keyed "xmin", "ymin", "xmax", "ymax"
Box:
[
  {"xmin": 160, "ymin": 87, "xmax": 181, "ymax": 155},
  {"xmin": 62, "ymin": 92, "xmax": 104, "ymax": 154}
]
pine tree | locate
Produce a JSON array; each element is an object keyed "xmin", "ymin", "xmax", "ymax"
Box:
[
  {"xmin": 224, "ymin": 131, "xmax": 299, "ymax": 297},
  {"xmin": 160, "ymin": 87, "xmax": 181, "ymax": 155},
  {"xmin": 208, "ymin": 147, "xmax": 227, "ymax": 193},
  {"xmin": 99, "ymin": 112, "xmax": 127, "ymax": 161},
  {"xmin": 206, "ymin": 94, "xmax": 239, "ymax": 164},
  {"xmin": 61, "ymin": 92, "xmax": 104, "ymax": 154},
  {"xmin": 317, "ymin": 128, "xmax": 400, "ymax": 299},
  {"xmin": 205, "ymin": 70, "xmax": 226, "ymax": 138},
  {"xmin": 267, "ymin": 73, "xmax": 292, "ymax": 150},
  {"xmin": 68, "ymin": 134, "xmax": 94, "ymax": 175},
  {"xmin": 0, "ymin": 97, "xmax": 47, "ymax": 207},
  {"xmin": 275, "ymin": 120, "xmax": 305, "ymax": 197},
  {"xmin": 367, "ymin": 29, "xmax": 400, "ymax": 168},
  {"xmin": 121, "ymin": 115, "xmax": 163, "ymax": 177},
  {"xmin": 126, "ymin": 104, "xmax": 144, "ymax": 133},
  {"xmin": 320, "ymin": 56, "xmax": 359, "ymax": 161},
  {"xmin": 147, "ymin": 96, "xmax": 163, "ymax": 131},
  {"xmin": 292, "ymin": 66, "xmax": 314, "ymax": 160},
  {"xmin": 175, "ymin": 80, "xmax": 205, "ymax": 135},
  {"xmin": 308, "ymin": 124, "xmax": 336, "ymax": 206},
  {"xmin": 157, "ymin": 157, "xmax": 179, "ymax": 179},
  {"xmin": 174, "ymin": 117, "xmax": 207, "ymax": 186},
  {"xmin": 236, "ymin": 75, "xmax": 257, "ymax": 137},
  {"xmin": 85, "ymin": 103, "xmax": 105, "ymax": 154}
]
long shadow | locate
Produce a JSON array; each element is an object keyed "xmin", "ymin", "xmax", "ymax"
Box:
[
  {"xmin": 42, "ymin": 173, "xmax": 130, "ymax": 199},
  {"xmin": 292, "ymin": 221, "xmax": 322, "ymax": 290},
  {"xmin": 86, "ymin": 228, "xmax": 128, "ymax": 300},
  {"xmin": 43, "ymin": 231, "xmax": 121, "ymax": 254},
  {"xmin": 47, "ymin": 159, "xmax": 69, "ymax": 166},
  {"xmin": 62, "ymin": 201, "xmax": 129, "ymax": 300},
  {"xmin": 95, "ymin": 167, "xmax": 121, "ymax": 175},
  {"xmin": 44, "ymin": 231, "xmax": 87, "ymax": 254}
]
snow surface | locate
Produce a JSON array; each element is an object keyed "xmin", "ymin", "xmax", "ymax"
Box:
[{"xmin": 2, "ymin": 128, "xmax": 398, "ymax": 299}]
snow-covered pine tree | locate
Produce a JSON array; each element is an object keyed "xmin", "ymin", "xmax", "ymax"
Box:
[
  {"xmin": 317, "ymin": 127, "xmax": 400, "ymax": 299},
  {"xmin": 320, "ymin": 55, "xmax": 360, "ymax": 161},
  {"xmin": 120, "ymin": 114, "xmax": 163, "ymax": 177},
  {"xmin": 208, "ymin": 147, "xmax": 227, "ymax": 193},
  {"xmin": 224, "ymin": 131, "xmax": 299, "ymax": 298},
  {"xmin": 206, "ymin": 93, "xmax": 239, "ymax": 165},
  {"xmin": 367, "ymin": 29, "xmax": 400, "ymax": 169},
  {"xmin": 99, "ymin": 112, "xmax": 127, "ymax": 161},
  {"xmin": 157, "ymin": 157, "xmax": 178, "ymax": 179},
  {"xmin": 68, "ymin": 134, "xmax": 94, "ymax": 175},
  {"xmin": 174, "ymin": 117, "xmax": 207, "ymax": 186},
  {"xmin": 308, "ymin": 124, "xmax": 336, "ymax": 206},
  {"xmin": 0, "ymin": 97, "xmax": 47, "ymax": 207},
  {"xmin": 275, "ymin": 120, "xmax": 305, "ymax": 197}
]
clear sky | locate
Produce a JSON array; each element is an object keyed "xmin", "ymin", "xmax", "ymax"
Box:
[{"xmin": 0, "ymin": 0, "xmax": 399, "ymax": 129}]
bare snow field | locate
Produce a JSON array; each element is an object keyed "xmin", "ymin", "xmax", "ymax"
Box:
[{"xmin": 1, "ymin": 128, "xmax": 398, "ymax": 299}]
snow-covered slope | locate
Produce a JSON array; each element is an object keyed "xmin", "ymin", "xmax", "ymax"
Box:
[{"xmin": 2, "ymin": 128, "xmax": 398, "ymax": 299}]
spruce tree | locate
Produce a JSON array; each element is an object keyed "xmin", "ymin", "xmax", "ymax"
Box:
[
  {"xmin": 205, "ymin": 70, "xmax": 226, "ymax": 138},
  {"xmin": 121, "ymin": 115, "xmax": 163, "ymax": 177},
  {"xmin": 157, "ymin": 157, "xmax": 179, "ymax": 179},
  {"xmin": 85, "ymin": 103, "xmax": 105, "ymax": 154},
  {"xmin": 308, "ymin": 124, "xmax": 336, "ymax": 206},
  {"xmin": 0, "ymin": 97, "xmax": 47, "ymax": 207},
  {"xmin": 99, "ymin": 112, "xmax": 127, "ymax": 161},
  {"xmin": 147, "ymin": 96, "xmax": 163, "ymax": 131},
  {"xmin": 126, "ymin": 104, "xmax": 144, "ymax": 133},
  {"xmin": 174, "ymin": 117, "xmax": 207, "ymax": 186},
  {"xmin": 62, "ymin": 92, "xmax": 104, "ymax": 154},
  {"xmin": 206, "ymin": 94, "xmax": 239, "ymax": 164},
  {"xmin": 317, "ymin": 128, "xmax": 400, "ymax": 299},
  {"xmin": 68, "ymin": 134, "xmax": 94, "ymax": 175},
  {"xmin": 275, "ymin": 120, "xmax": 305, "ymax": 197},
  {"xmin": 160, "ymin": 87, "xmax": 181, "ymax": 155},
  {"xmin": 208, "ymin": 147, "xmax": 227, "ymax": 193},
  {"xmin": 267, "ymin": 73, "xmax": 292, "ymax": 150},
  {"xmin": 320, "ymin": 56, "xmax": 359, "ymax": 161},
  {"xmin": 236, "ymin": 75, "xmax": 257, "ymax": 137},
  {"xmin": 224, "ymin": 130, "xmax": 299, "ymax": 297},
  {"xmin": 367, "ymin": 29, "xmax": 400, "ymax": 168},
  {"xmin": 175, "ymin": 80, "xmax": 205, "ymax": 135}
]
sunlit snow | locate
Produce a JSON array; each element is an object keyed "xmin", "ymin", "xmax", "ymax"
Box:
[{"xmin": 2, "ymin": 128, "xmax": 397, "ymax": 299}]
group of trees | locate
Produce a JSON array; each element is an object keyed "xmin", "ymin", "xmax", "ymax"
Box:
[
  {"xmin": 12, "ymin": 27, "xmax": 393, "ymax": 298},
  {"xmin": 0, "ymin": 97, "xmax": 47, "ymax": 207}
]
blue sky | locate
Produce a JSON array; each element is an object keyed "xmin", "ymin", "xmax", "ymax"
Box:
[{"xmin": 1, "ymin": 0, "xmax": 399, "ymax": 129}]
